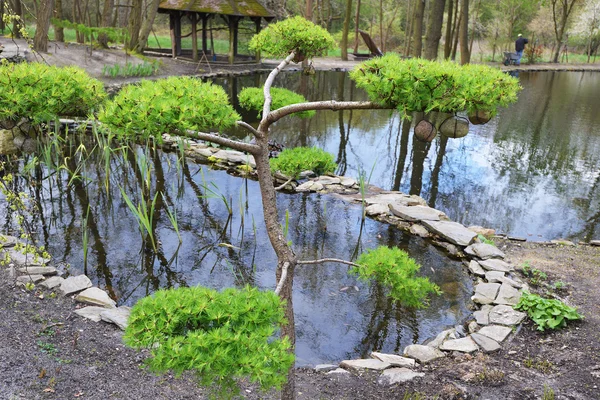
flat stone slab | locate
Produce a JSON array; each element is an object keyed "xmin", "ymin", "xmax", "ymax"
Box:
[
  {"xmin": 18, "ymin": 266, "xmax": 57, "ymax": 276},
  {"xmin": 477, "ymin": 325, "xmax": 513, "ymax": 342},
  {"xmin": 327, "ymin": 368, "xmax": 350, "ymax": 375},
  {"xmin": 410, "ymin": 224, "xmax": 430, "ymax": 237},
  {"xmin": 365, "ymin": 203, "xmax": 390, "ymax": 216},
  {"xmin": 315, "ymin": 176, "xmax": 341, "ymax": 185},
  {"xmin": 75, "ymin": 287, "xmax": 116, "ymax": 308},
  {"xmin": 468, "ymin": 260, "xmax": 486, "ymax": 277},
  {"xmin": 378, "ymin": 368, "xmax": 425, "ymax": 385},
  {"xmin": 473, "ymin": 305, "xmax": 493, "ymax": 325},
  {"xmin": 403, "ymin": 344, "xmax": 445, "ymax": 363},
  {"xmin": 340, "ymin": 359, "xmax": 390, "ymax": 371},
  {"xmin": 439, "ymin": 337, "xmax": 479, "ymax": 353},
  {"xmin": 16, "ymin": 274, "xmax": 45, "ymax": 284},
  {"xmin": 479, "ymin": 259, "xmax": 513, "ymax": 272},
  {"xmin": 0, "ymin": 235, "xmax": 18, "ymax": 248},
  {"xmin": 100, "ymin": 307, "xmax": 131, "ymax": 330},
  {"xmin": 472, "ymin": 282, "xmax": 501, "ymax": 305},
  {"xmin": 340, "ymin": 177, "xmax": 357, "ymax": 187},
  {"xmin": 295, "ymin": 181, "xmax": 323, "ymax": 192},
  {"xmin": 485, "ymin": 271, "xmax": 523, "ymax": 289},
  {"xmin": 38, "ymin": 276, "xmax": 64, "ymax": 289},
  {"xmin": 389, "ymin": 204, "xmax": 441, "ymax": 222},
  {"xmin": 426, "ymin": 329, "xmax": 456, "ymax": 349},
  {"xmin": 590, "ymin": 240, "xmax": 600, "ymax": 246},
  {"xmin": 364, "ymin": 193, "xmax": 412, "ymax": 206},
  {"xmin": 489, "ymin": 305, "xmax": 526, "ymax": 326},
  {"xmin": 371, "ymin": 352, "xmax": 416, "ymax": 368},
  {"xmin": 494, "ymin": 283, "xmax": 522, "ymax": 305},
  {"xmin": 421, "ymin": 220, "xmax": 477, "ymax": 246},
  {"xmin": 315, "ymin": 364, "xmax": 338, "ymax": 372},
  {"xmin": 74, "ymin": 306, "xmax": 106, "ymax": 322},
  {"xmin": 470, "ymin": 333, "xmax": 501, "ymax": 353},
  {"xmin": 4, "ymin": 249, "xmax": 50, "ymax": 266},
  {"xmin": 464, "ymin": 243, "xmax": 505, "ymax": 259},
  {"xmin": 60, "ymin": 275, "xmax": 93, "ymax": 296}
]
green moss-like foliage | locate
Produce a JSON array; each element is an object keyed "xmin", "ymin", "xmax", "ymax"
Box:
[
  {"xmin": 249, "ymin": 16, "xmax": 336, "ymax": 60},
  {"xmin": 349, "ymin": 55, "xmax": 521, "ymax": 117},
  {"xmin": 514, "ymin": 292, "xmax": 583, "ymax": 331},
  {"xmin": 124, "ymin": 286, "xmax": 294, "ymax": 397},
  {"xmin": 239, "ymin": 87, "xmax": 315, "ymax": 118},
  {"xmin": 352, "ymin": 246, "xmax": 442, "ymax": 308},
  {"xmin": 0, "ymin": 63, "xmax": 106, "ymax": 125},
  {"xmin": 269, "ymin": 146, "xmax": 337, "ymax": 178},
  {"xmin": 98, "ymin": 77, "xmax": 240, "ymax": 140}
]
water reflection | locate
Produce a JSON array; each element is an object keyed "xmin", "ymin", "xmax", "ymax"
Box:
[{"xmin": 217, "ymin": 70, "xmax": 600, "ymax": 241}]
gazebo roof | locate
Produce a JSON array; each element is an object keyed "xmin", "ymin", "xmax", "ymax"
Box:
[{"xmin": 158, "ymin": 0, "xmax": 274, "ymax": 18}]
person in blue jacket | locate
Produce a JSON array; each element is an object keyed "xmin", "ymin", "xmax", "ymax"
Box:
[{"xmin": 515, "ymin": 34, "xmax": 529, "ymax": 65}]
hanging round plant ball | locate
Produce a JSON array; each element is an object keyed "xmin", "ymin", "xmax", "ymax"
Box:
[
  {"xmin": 414, "ymin": 119, "xmax": 437, "ymax": 142},
  {"xmin": 468, "ymin": 110, "xmax": 492, "ymax": 125},
  {"xmin": 440, "ymin": 116, "xmax": 469, "ymax": 139}
]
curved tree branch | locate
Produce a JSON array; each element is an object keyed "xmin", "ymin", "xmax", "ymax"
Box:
[
  {"xmin": 274, "ymin": 262, "xmax": 290, "ymax": 295},
  {"xmin": 274, "ymin": 176, "xmax": 295, "ymax": 191},
  {"xmin": 267, "ymin": 101, "xmax": 392, "ymax": 126},
  {"xmin": 236, "ymin": 120, "xmax": 260, "ymax": 137},
  {"xmin": 259, "ymin": 51, "xmax": 297, "ymax": 133},
  {"xmin": 182, "ymin": 130, "xmax": 261, "ymax": 155},
  {"xmin": 297, "ymin": 258, "xmax": 362, "ymax": 268}
]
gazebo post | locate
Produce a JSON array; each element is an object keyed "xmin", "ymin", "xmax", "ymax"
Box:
[
  {"xmin": 191, "ymin": 12, "xmax": 198, "ymax": 61},
  {"xmin": 201, "ymin": 13, "xmax": 208, "ymax": 55},
  {"xmin": 228, "ymin": 16, "xmax": 240, "ymax": 64},
  {"xmin": 169, "ymin": 11, "xmax": 182, "ymax": 57},
  {"xmin": 252, "ymin": 17, "xmax": 261, "ymax": 63}
]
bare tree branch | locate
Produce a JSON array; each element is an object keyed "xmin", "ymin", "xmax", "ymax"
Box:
[
  {"xmin": 267, "ymin": 101, "xmax": 392, "ymax": 125},
  {"xmin": 182, "ymin": 130, "xmax": 261, "ymax": 154},
  {"xmin": 236, "ymin": 121, "xmax": 260, "ymax": 137},
  {"xmin": 260, "ymin": 51, "xmax": 297, "ymax": 131},
  {"xmin": 274, "ymin": 262, "xmax": 290, "ymax": 295},
  {"xmin": 297, "ymin": 258, "xmax": 362, "ymax": 268},
  {"xmin": 274, "ymin": 176, "xmax": 294, "ymax": 191}
]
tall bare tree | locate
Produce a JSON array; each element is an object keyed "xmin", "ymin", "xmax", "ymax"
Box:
[
  {"xmin": 412, "ymin": 0, "xmax": 425, "ymax": 57},
  {"xmin": 98, "ymin": 0, "xmax": 115, "ymax": 48},
  {"xmin": 132, "ymin": 0, "xmax": 161, "ymax": 52},
  {"xmin": 33, "ymin": 0, "xmax": 55, "ymax": 52},
  {"xmin": 550, "ymin": 0, "xmax": 580, "ymax": 62},
  {"xmin": 53, "ymin": 0, "xmax": 64, "ymax": 42},
  {"xmin": 424, "ymin": 0, "xmax": 446, "ymax": 59},
  {"xmin": 458, "ymin": 0, "xmax": 470, "ymax": 64},
  {"xmin": 443, "ymin": 0, "xmax": 455, "ymax": 58},
  {"xmin": 10, "ymin": 0, "xmax": 24, "ymax": 38},
  {"xmin": 353, "ymin": 0, "xmax": 361, "ymax": 52},
  {"xmin": 341, "ymin": 0, "xmax": 352, "ymax": 60}
]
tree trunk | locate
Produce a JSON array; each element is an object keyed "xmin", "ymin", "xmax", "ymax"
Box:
[
  {"xmin": 424, "ymin": 0, "xmax": 445, "ymax": 60},
  {"xmin": 451, "ymin": 8, "xmax": 460, "ymax": 60},
  {"xmin": 133, "ymin": 0, "xmax": 161, "ymax": 53},
  {"xmin": 404, "ymin": 0, "xmax": 413, "ymax": 56},
  {"xmin": 551, "ymin": 0, "xmax": 578, "ymax": 63},
  {"xmin": 341, "ymin": 0, "xmax": 352, "ymax": 60},
  {"xmin": 33, "ymin": 0, "xmax": 55, "ymax": 52},
  {"xmin": 11, "ymin": 0, "xmax": 23, "ymax": 38},
  {"xmin": 127, "ymin": 0, "xmax": 143, "ymax": 51},
  {"xmin": 97, "ymin": 0, "xmax": 114, "ymax": 48},
  {"xmin": 53, "ymin": 0, "xmax": 64, "ymax": 42},
  {"xmin": 352, "ymin": 0, "xmax": 361, "ymax": 53},
  {"xmin": 458, "ymin": 0, "xmax": 469, "ymax": 64},
  {"xmin": 468, "ymin": 0, "xmax": 479, "ymax": 55},
  {"xmin": 379, "ymin": 0, "xmax": 384, "ymax": 51},
  {"xmin": 411, "ymin": 0, "xmax": 425, "ymax": 57},
  {"xmin": 443, "ymin": 0, "xmax": 454, "ymax": 58}
]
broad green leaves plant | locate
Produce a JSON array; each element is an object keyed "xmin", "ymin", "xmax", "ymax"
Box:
[
  {"xmin": 0, "ymin": 63, "xmax": 106, "ymax": 126},
  {"xmin": 124, "ymin": 286, "xmax": 294, "ymax": 397},
  {"xmin": 350, "ymin": 55, "xmax": 521, "ymax": 117},
  {"xmin": 239, "ymin": 87, "xmax": 315, "ymax": 118},
  {"xmin": 249, "ymin": 16, "xmax": 336, "ymax": 60},
  {"xmin": 514, "ymin": 292, "xmax": 583, "ymax": 331},
  {"xmin": 269, "ymin": 147, "xmax": 337, "ymax": 178},
  {"xmin": 351, "ymin": 246, "xmax": 441, "ymax": 308},
  {"xmin": 98, "ymin": 77, "xmax": 240, "ymax": 140}
]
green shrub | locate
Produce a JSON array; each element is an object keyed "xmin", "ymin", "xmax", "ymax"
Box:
[
  {"xmin": 124, "ymin": 286, "xmax": 294, "ymax": 397},
  {"xmin": 239, "ymin": 87, "xmax": 315, "ymax": 118},
  {"xmin": 351, "ymin": 246, "xmax": 442, "ymax": 308},
  {"xmin": 514, "ymin": 292, "xmax": 583, "ymax": 331},
  {"xmin": 0, "ymin": 63, "xmax": 106, "ymax": 126},
  {"xmin": 269, "ymin": 147, "xmax": 337, "ymax": 178},
  {"xmin": 98, "ymin": 77, "xmax": 240, "ymax": 140},
  {"xmin": 349, "ymin": 55, "xmax": 521, "ymax": 117}
]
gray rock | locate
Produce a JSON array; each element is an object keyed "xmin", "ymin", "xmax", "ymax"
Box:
[
  {"xmin": 296, "ymin": 181, "xmax": 316, "ymax": 192},
  {"xmin": 74, "ymin": 306, "xmax": 106, "ymax": 322},
  {"xmin": 378, "ymin": 368, "xmax": 425, "ymax": 385},
  {"xmin": 18, "ymin": 266, "xmax": 57, "ymax": 276},
  {"xmin": 315, "ymin": 176, "xmax": 341, "ymax": 185},
  {"xmin": 426, "ymin": 329, "xmax": 456, "ymax": 348},
  {"xmin": 421, "ymin": 220, "xmax": 477, "ymax": 246},
  {"xmin": 340, "ymin": 177, "xmax": 357, "ymax": 187},
  {"xmin": 508, "ymin": 236, "xmax": 527, "ymax": 242},
  {"xmin": 470, "ymin": 333, "xmax": 501, "ymax": 353},
  {"xmin": 315, "ymin": 364, "xmax": 338, "ymax": 372},
  {"xmin": 476, "ymin": 325, "xmax": 513, "ymax": 342},
  {"xmin": 590, "ymin": 240, "xmax": 600, "ymax": 247},
  {"xmin": 473, "ymin": 305, "xmax": 493, "ymax": 325},
  {"xmin": 371, "ymin": 352, "xmax": 416, "ymax": 368},
  {"xmin": 464, "ymin": 243, "xmax": 505, "ymax": 259},
  {"xmin": 327, "ymin": 368, "xmax": 350, "ymax": 375},
  {"xmin": 388, "ymin": 204, "xmax": 442, "ymax": 222},
  {"xmin": 340, "ymin": 359, "xmax": 390, "ymax": 371},
  {"xmin": 365, "ymin": 203, "xmax": 390, "ymax": 216},
  {"xmin": 478, "ymin": 259, "xmax": 513, "ymax": 273},
  {"xmin": 439, "ymin": 337, "xmax": 479, "ymax": 353},
  {"xmin": 299, "ymin": 170, "xmax": 316, "ymax": 179},
  {"xmin": 550, "ymin": 239, "xmax": 575, "ymax": 246},
  {"xmin": 471, "ymin": 282, "xmax": 501, "ymax": 305},
  {"xmin": 4, "ymin": 249, "xmax": 49, "ymax": 266},
  {"xmin": 468, "ymin": 226, "xmax": 496, "ymax": 237},
  {"xmin": 485, "ymin": 271, "xmax": 523, "ymax": 289},
  {"xmin": 193, "ymin": 147, "xmax": 215, "ymax": 158},
  {"xmin": 75, "ymin": 287, "xmax": 116, "ymax": 308},
  {"xmin": 0, "ymin": 235, "xmax": 18, "ymax": 248},
  {"xmin": 468, "ymin": 321, "xmax": 479, "ymax": 333},
  {"xmin": 454, "ymin": 324, "xmax": 467, "ymax": 338},
  {"xmin": 100, "ymin": 306, "xmax": 131, "ymax": 330},
  {"xmin": 60, "ymin": 275, "xmax": 93, "ymax": 296},
  {"xmin": 408, "ymin": 195, "xmax": 428, "ymax": 206},
  {"xmin": 410, "ymin": 224, "xmax": 430, "ymax": 237},
  {"xmin": 468, "ymin": 260, "xmax": 486, "ymax": 277},
  {"xmin": 38, "ymin": 276, "xmax": 64, "ymax": 289},
  {"xmin": 16, "ymin": 274, "xmax": 45, "ymax": 284},
  {"xmin": 364, "ymin": 193, "xmax": 411, "ymax": 206},
  {"xmin": 403, "ymin": 344, "xmax": 445, "ymax": 363},
  {"xmin": 494, "ymin": 283, "xmax": 522, "ymax": 306},
  {"xmin": 488, "ymin": 305, "xmax": 526, "ymax": 326}
]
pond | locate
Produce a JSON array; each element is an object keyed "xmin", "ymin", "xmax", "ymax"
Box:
[{"xmin": 220, "ymin": 70, "xmax": 600, "ymax": 243}]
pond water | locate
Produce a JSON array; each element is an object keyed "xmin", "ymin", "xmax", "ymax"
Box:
[{"xmin": 220, "ymin": 70, "xmax": 600, "ymax": 242}]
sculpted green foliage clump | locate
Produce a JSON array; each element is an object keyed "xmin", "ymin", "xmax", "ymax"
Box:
[
  {"xmin": 249, "ymin": 16, "xmax": 336, "ymax": 60},
  {"xmin": 352, "ymin": 246, "xmax": 442, "ymax": 308},
  {"xmin": 98, "ymin": 77, "xmax": 240, "ymax": 140},
  {"xmin": 124, "ymin": 286, "xmax": 294, "ymax": 396},
  {"xmin": 0, "ymin": 63, "xmax": 106, "ymax": 125},
  {"xmin": 269, "ymin": 147, "xmax": 337, "ymax": 178},
  {"xmin": 514, "ymin": 292, "xmax": 583, "ymax": 331},
  {"xmin": 350, "ymin": 55, "xmax": 521, "ymax": 116},
  {"xmin": 239, "ymin": 87, "xmax": 315, "ymax": 118}
]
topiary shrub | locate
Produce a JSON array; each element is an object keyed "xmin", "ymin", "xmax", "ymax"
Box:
[
  {"xmin": 0, "ymin": 62, "xmax": 106, "ymax": 128},
  {"xmin": 98, "ymin": 76, "xmax": 240, "ymax": 141},
  {"xmin": 269, "ymin": 146, "xmax": 337, "ymax": 178},
  {"xmin": 351, "ymin": 246, "xmax": 442, "ymax": 308},
  {"xmin": 239, "ymin": 87, "xmax": 315, "ymax": 118},
  {"xmin": 124, "ymin": 285, "xmax": 294, "ymax": 397}
]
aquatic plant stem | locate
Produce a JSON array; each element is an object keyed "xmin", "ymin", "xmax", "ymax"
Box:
[{"xmin": 297, "ymin": 258, "xmax": 362, "ymax": 268}]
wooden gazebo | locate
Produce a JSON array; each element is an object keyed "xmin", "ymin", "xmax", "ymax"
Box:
[{"xmin": 157, "ymin": 0, "xmax": 274, "ymax": 64}]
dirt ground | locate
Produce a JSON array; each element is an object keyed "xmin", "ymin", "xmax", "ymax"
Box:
[{"xmin": 1, "ymin": 38, "xmax": 600, "ymax": 400}]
